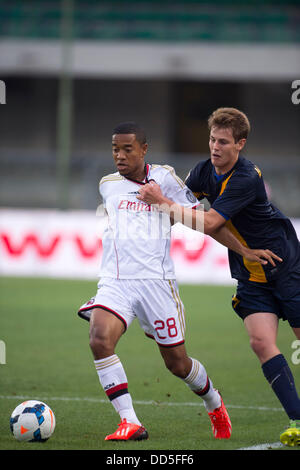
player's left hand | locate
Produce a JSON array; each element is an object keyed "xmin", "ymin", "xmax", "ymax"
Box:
[
  {"xmin": 243, "ymin": 248, "xmax": 283, "ymax": 266},
  {"xmin": 137, "ymin": 181, "xmax": 165, "ymax": 205}
]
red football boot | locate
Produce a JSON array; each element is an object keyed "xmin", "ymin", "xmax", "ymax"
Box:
[{"xmin": 105, "ymin": 419, "xmax": 149, "ymax": 441}]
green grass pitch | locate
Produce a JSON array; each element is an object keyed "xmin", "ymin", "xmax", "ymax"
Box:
[{"xmin": 0, "ymin": 276, "xmax": 299, "ymax": 451}]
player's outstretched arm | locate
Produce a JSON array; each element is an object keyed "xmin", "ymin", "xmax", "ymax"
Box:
[
  {"xmin": 137, "ymin": 182, "xmax": 283, "ymax": 266},
  {"xmin": 137, "ymin": 181, "xmax": 228, "ymax": 235},
  {"xmin": 209, "ymin": 225, "xmax": 283, "ymax": 266}
]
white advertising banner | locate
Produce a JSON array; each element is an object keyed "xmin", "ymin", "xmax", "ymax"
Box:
[{"xmin": 1, "ymin": 209, "xmax": 299, "ymax": 284}]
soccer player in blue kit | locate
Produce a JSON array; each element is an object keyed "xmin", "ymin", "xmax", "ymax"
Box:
[{"xmin": 138, "ymin": 107, "xmax": 300, "ymax": 446}]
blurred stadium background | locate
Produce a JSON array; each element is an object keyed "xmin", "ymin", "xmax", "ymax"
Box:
[
  {"xmin": 0, "ymin": 0, "xmax": 300, "ymax": 282},
  {"xmin": 1, "ymin": 0, "xmax": 300, "ymax": 451}
]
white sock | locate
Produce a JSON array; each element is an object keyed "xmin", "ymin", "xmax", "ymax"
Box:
[
  {"xmin": 183, "ymin": 358, "xmax": 221, "ymax": 412},
  {"xmin": 94, "ymin": 354, "xmax": 141, "ymax": 425}
]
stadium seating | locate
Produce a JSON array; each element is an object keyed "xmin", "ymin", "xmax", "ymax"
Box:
[{"xmin": 0, "ymin": 0, "xmax": 299, "ymax": 43}]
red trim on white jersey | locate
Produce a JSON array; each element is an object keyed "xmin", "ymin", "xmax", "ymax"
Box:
[
  {"xmin": 78, "ymin": 304, "xmax": 127, "ymax": 330},
  {"xmin": 146, "ymin": 163, "xmax": 150, "ymax": 179},
  {"xmin": 145, "ymin": 332, "xmax": 185, "ymax": 348}
]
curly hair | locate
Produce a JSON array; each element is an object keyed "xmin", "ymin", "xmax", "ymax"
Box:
[{"xmin": 112, "ymin": 121, "xmax": 147, "ymax": 145}]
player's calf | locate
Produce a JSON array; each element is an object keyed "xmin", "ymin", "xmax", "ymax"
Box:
[{"xmin": 159, "ymin": 344, "xmax": 194, "ymax": 378}]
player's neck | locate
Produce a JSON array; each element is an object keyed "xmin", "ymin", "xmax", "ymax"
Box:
[
  {"xmin": 214, "ymin": 155, "xmax": 239, "ymax": 175},
  {"xmin": 125, "ymin": 165, "xmax": 147, "ymax": 183}
]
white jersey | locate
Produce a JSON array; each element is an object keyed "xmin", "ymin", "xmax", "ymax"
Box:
[{"xmin": 99, "ymin": 163, "xmax": 198, "ymax": 280}]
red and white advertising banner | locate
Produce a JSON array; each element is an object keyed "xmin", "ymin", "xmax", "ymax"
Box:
[{"xmin": 1, "ymin": 209, "xmax": 299, "ymax": 285}]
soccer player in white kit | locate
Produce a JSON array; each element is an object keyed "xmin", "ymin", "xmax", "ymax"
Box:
[{"xmin": 78, "ymin": 122, "xmax": 239, "ymax": 441}]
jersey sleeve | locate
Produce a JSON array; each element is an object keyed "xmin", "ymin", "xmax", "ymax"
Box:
[
  {"xmin": 98, "ymin": 180, "xmax": 106, "ymax": 206},
  {"xmin": 162, "ymin": 167, "xmax": 199, "ymax": 208},
  {"xmin": 212, "ymin": 171, "xmax": 257, "ymax": 220},
  {"xmin": 185, "ymin": 161, "xmax": 207, "ymax": 200}
]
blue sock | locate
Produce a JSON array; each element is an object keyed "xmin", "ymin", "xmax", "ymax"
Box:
[{"xmin": 262, "ymin": 354, "xmax": 300, "ymax": 420}]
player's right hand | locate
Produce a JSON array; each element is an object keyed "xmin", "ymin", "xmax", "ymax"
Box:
[{"xmin": 243, "ymin": 248, "xmax": 283, "ymax": 266}]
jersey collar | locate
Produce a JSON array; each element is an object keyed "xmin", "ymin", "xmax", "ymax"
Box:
[
  {"xmin": 213, "ymin": 157, "xmax": 242, "ymax": 183},
  {"xmin": 124, "ymin": 163, "xmax": 150, "ymax": 185}
]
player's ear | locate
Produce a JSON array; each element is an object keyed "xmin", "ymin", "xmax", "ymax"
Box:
[
  {"xmin": 237, "ymin": 138, "xmax": 246, "ymax": 151},
  {"xmin": 142, "ymin": 143, "xmax": 148, "ymax": 156}
]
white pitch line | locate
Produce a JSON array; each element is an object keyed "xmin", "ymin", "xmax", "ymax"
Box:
[
  {"xmin": 238, "ymin": 442, "xmax": 283, "ymax": 450},
  {"xmin": 1, "ymin": 395, "xmax": 286, "ymax": 451},
  {"xmin": 0, "ymin": 394, "xmax": 284, "ymax": 413}
]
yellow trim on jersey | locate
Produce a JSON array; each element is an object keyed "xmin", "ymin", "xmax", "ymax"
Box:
[
  {"xmin": 192, "ymin": 191, "xmax": 210, "ymax": 199},
  {"xmin": 168, "ymin": 280, "xmax": 186, "ymax": 338},
  {"xmin": 152, "ymin": 164, "xmax": 185, "ymax": 189},
  {"xmin": 99, "ymin": 175, "xmax": 124, "ymax": 186},
  {"xmin": 217, "ymin": 169, "xmax": 266, "ymax": 282},
  {"xmin": 174, "ymin": 282, "xmax": 186, "ymax": 337},
  {"xmin": 254, "ymin": 165, "xmax": 262, "ymax": 178},
  {"xmin": 184, "ymin": 170, "xmax": 191, "ymax": 183},
  {"xmin": 226, "ymin": 220, "xmax": 267, "ymax": 283},
  {"xmin": 219, "ymin": 171, "xmax": 235, "ymax": 196},
  {"xmin": 232, "ymin": 295, "xmax": 240, "ymax": 309}
]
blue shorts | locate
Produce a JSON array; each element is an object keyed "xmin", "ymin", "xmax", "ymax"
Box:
[{"xmin": 232, "ymin": 267, "xmax": 300, "ymax": 328}]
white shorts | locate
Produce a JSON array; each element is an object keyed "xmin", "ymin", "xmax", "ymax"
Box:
[{"xmin": 78, "ymin": 278, "xmax": 186, "ymax": 347}]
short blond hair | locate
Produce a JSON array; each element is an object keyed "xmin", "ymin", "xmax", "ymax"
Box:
[{"xmin": 208, "ymin": 107, "xmax": 250, "ymax": 142}]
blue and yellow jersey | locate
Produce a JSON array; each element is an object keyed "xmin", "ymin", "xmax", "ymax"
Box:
[{"xmin": 185, "ymin": 156, "xmax": 300, "ymax": 283}]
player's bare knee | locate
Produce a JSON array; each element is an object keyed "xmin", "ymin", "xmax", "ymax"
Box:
[
  {"xmin": 249, "ymin": 336, "xmax": 269, "ymax": 358},
  {"xmin": 89, "ymin": 328, "xmax": 113, "ymax": 358}
]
